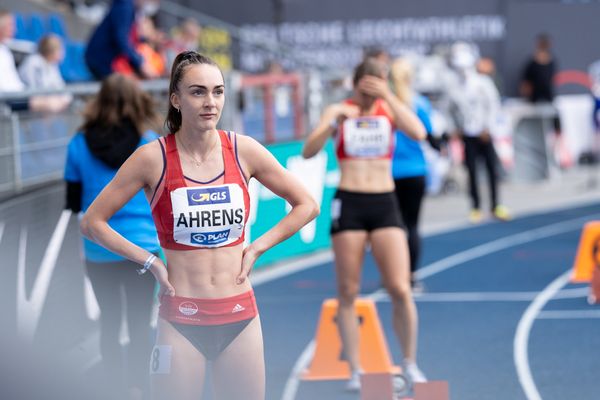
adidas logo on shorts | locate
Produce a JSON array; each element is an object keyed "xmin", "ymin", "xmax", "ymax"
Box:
[{"xmin": 231, "ymin": 303, "xmax": 245, "ymax": 313}]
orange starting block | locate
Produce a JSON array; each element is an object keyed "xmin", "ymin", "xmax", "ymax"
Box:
[
  {"xmin": 571, "ymin": 221, "xmax": 600, "ymax": 304},
  {"xmin": 302, "ymin": 298, "xmax": 401, "ymax": 380}
]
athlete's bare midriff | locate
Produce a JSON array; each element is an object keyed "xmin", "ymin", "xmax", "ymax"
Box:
[
  {"xmin": 163, "ymin": 245, "xmax": 251, "ymax": 299},
  {"xmin": 338, "ymin": 158, "xmax": 395, "ymax": 193}
]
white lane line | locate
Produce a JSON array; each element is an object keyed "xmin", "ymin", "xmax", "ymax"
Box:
[
  {"xmin": 16, "ymin": 225, "xmax": 28, "ymax": 335},
  {"xmin": 553, "ymin": 287, "xmax": 589, "ymax": 299},
  {"xmin": 282, "ymin": 214, "xmax": 597, "ymax": 400},
  {"xmin": 414, "ymin": 215, "xmax": 600, "ymax": 281},
  {"xmin": 281, "ymin": 341, "xmax": 316, "ymax": 400},
  {"xmin": 378, "ymin": 289, "xmax": 586, "ymax": 303},
  {"xmin": 0, "ymin": 222, "xmax": 5, "ymax": 245},
  {"xmin": 84, "ymin": 274, "xmax": 100, "ymax": 321},
  {"xmin": 514, "ymin": 270, "xmax": 571, "ymax": 400},
  {"xmin": 404, "ymin": 291, "xmax": 538, "ymax": 302},
  {"xmin": 17, "ymin": 210, "xmax": 72, "ymax": 340},
  {"xmin": 537, "ymin": 310, "xmax": 600, "ymax": 319}
]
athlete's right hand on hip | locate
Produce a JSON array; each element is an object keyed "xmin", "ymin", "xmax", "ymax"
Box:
[{"xmin": 151, "ymin": 262, "xmax": 175, "ymax": 297}]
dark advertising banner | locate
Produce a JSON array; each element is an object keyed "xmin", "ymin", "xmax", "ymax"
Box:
[
  {"xmin": 184, "ymin": 0, "xmax": 600, "ymax": 96},
  {"xmin": 238, "ymin": 15, "xmax": 506, "ymax": 73}
]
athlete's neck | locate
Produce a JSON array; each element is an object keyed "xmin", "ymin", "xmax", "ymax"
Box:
[
  {"xmin": 350, "ymin": 96, "xmax": 377, "ymax": 115},
  {"xmin": 176, "ymin": 129, "xmax": 220, "ymax": 161}
]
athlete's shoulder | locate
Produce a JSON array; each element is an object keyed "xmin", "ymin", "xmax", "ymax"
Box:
[
  {"xmin": 131, "ymin": 136, "xmax": 164, "ymax": 165},
  {"xmin": 231, "ymin": 132, "xmax": 277, "ymax": 170},
  {"xmin": 231, "ymin": 131, "xmax": 261, "ymax": 149}
]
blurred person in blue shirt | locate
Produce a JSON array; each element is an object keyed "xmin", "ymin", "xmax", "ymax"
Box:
[
  {"xmin": 64, "ymin": 73, "xmax": 161, "ymax": 400},
  {"xmin": 390, "ymin": 57, "xmax": 435, "ymax": 291}
]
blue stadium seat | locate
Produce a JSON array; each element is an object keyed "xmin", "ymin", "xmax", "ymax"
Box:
[
  {"xmin": 47, "ymin": 13, "xmax": 67, "ymax": 38},
  {"xmin": 13, "ymin": 13, "xmax": 29, "ymax": 41},
  {"xmin": 60, "ymin": 41, "xmax": 94, "ymax": 82},
  {"xmin": 28, "ymin": 13, "xmax": 46, "ymax": 43}
]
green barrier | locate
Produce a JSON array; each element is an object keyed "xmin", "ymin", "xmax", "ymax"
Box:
[{"xmin": 249, "ymin": 139, "xmax": 339, "ymax": 267}]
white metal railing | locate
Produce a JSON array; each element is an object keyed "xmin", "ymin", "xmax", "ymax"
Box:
[
  {"xmin": 0, "ymin": 67, "xmax": 395, "ymax": 200},
  {"xmin": 0, "ymin": 80, "xmax": 171, "ymax": 199}
]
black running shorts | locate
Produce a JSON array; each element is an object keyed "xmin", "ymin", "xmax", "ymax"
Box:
[{"xmin": 330, "ymin": 189, "xmax": 404, "ymax": 235}]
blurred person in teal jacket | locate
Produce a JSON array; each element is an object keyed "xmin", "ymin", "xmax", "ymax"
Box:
[
  {"xmin": 64, "ymin": 74, "xmax": 161, "ymax": 400},
  {"xmin": 390, "ymin": 57, "xmax": 434, "ymax": 291}
]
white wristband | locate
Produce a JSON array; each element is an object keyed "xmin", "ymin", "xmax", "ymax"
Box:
[{"xmin": 138, "ymin": 254, "xmax": 156, "ymax": 275}]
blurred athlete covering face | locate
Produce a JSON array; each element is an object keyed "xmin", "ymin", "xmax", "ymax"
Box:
[{"xmin": 303, "ymin": 58, "xmax": 428, "ymax": 390}]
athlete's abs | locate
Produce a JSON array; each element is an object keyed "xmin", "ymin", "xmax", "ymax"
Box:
[
  {"xmin": 338, "ymin": 158, "xmax": 395, "ymax": 193},
  {"xmin": 163, "ymin": 245, "xmax": 252, "ymax": 299}
]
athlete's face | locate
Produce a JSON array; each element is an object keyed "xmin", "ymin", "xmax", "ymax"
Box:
[{"xmin": 172, "ymin": 63, "xmax": 225, "ymax": 131}]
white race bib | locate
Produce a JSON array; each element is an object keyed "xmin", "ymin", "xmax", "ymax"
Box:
[
  {"xmin": 343, "ymin": 116, "xmax": 391, "ymax": 158},
  {"xmin": 170, "ymin": 184, "xmax": 246, "ymax": 248}
]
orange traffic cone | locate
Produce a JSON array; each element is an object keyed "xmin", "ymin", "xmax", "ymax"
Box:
[
  {"xmin": 571, "ymin": 221, "xmax": 600, "ymax": 283},
  {"xmin": 571, "ymin": 221, "xmax": 600, "ymax": 305},
  {"xmin": 589, "ymin": 262, "xmax": 600, "ymax": 304},
  {"xmin": 302, "ymin": 298, "xmax": 401, "ymax": 381}
]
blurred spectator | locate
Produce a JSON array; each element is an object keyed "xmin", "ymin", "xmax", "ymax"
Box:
[
  {"xmin": 0, "ymin": 10, "xmax": 26, "ymax": 93},
  {"xmin": 477, "ymin": 57, "xmax": 503, "ymax": 95},
  {"xmin": 72, "ymin": 1, "xmax": 109, "ymax": 24},
  {"xmin": 0, "ymin": 10, "xmax": 66, "ymax": 113},
  {"xmin": 18, "ymin": 34, "xmax": 72, "ymax": 113},
  {"xmin": 164, "ymin": 17, "xmax": 201, "ymax": 68},
  {"xmin": 520, "ymin": 33, "xmax": 557, "ymax": 103},
  {"xmin": 112, "ymin": 15, "xmax": 166, "ymax": 77},
  {"xmin": 446, "ymin": 41, "xmax": 510, "ymax": 223},
  {"xmin": 85, "ymin": 0, "xmax": 160, "ymax": 80},
  {"xmin": 390, "ymin": 57, "xmax": 435, "ymax": 291},
  {"xmin": 520, "ymin": 34, "xmax": 567, "ymax": 167},
  {"xmin": 64, "ymin": 73, "xmax": 161, "ymax": 400},
  {"xmin": 590, "ymin": 60, "xmax": 600, "ymax": 136},
  {"xmin": 586, "ymin": 60, "xmax": 600, "ymax": 160}
]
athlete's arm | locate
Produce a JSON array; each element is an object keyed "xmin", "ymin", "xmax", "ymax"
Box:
[
  {"xmin": 237, "ymin": 135, "xmax": 320, "ymax": 283},
  {"xmin": 80, "ymin": 141, "xmax": 175, "ymax": 296},
  {"xmin": 302, "ymin": 103, "xmax": 344, "ymax": 159},
  {"xmin": 359, "ymin": 75, "xmax": 426, "ymax": 141}
]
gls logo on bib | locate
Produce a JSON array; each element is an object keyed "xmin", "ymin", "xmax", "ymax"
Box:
[
  {"xmin": 190, "ymin": 230, "xmax": 230, "ymax": 245},
  {"xmin": 356, "ymin": 120, "xmax": 379, "ymax": 129},
  {"xmin": 187, "ymin": 187, "xmax": 230, "ymax": 206}
]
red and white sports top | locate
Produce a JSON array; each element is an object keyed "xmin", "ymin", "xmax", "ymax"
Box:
[
  {"xmin": 335, "ymin": 98, "xmax": 396, "ymax": 161},
  {"xmin": 150, "ymin": 131, "xmax": 250, "ymax": 250}
]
